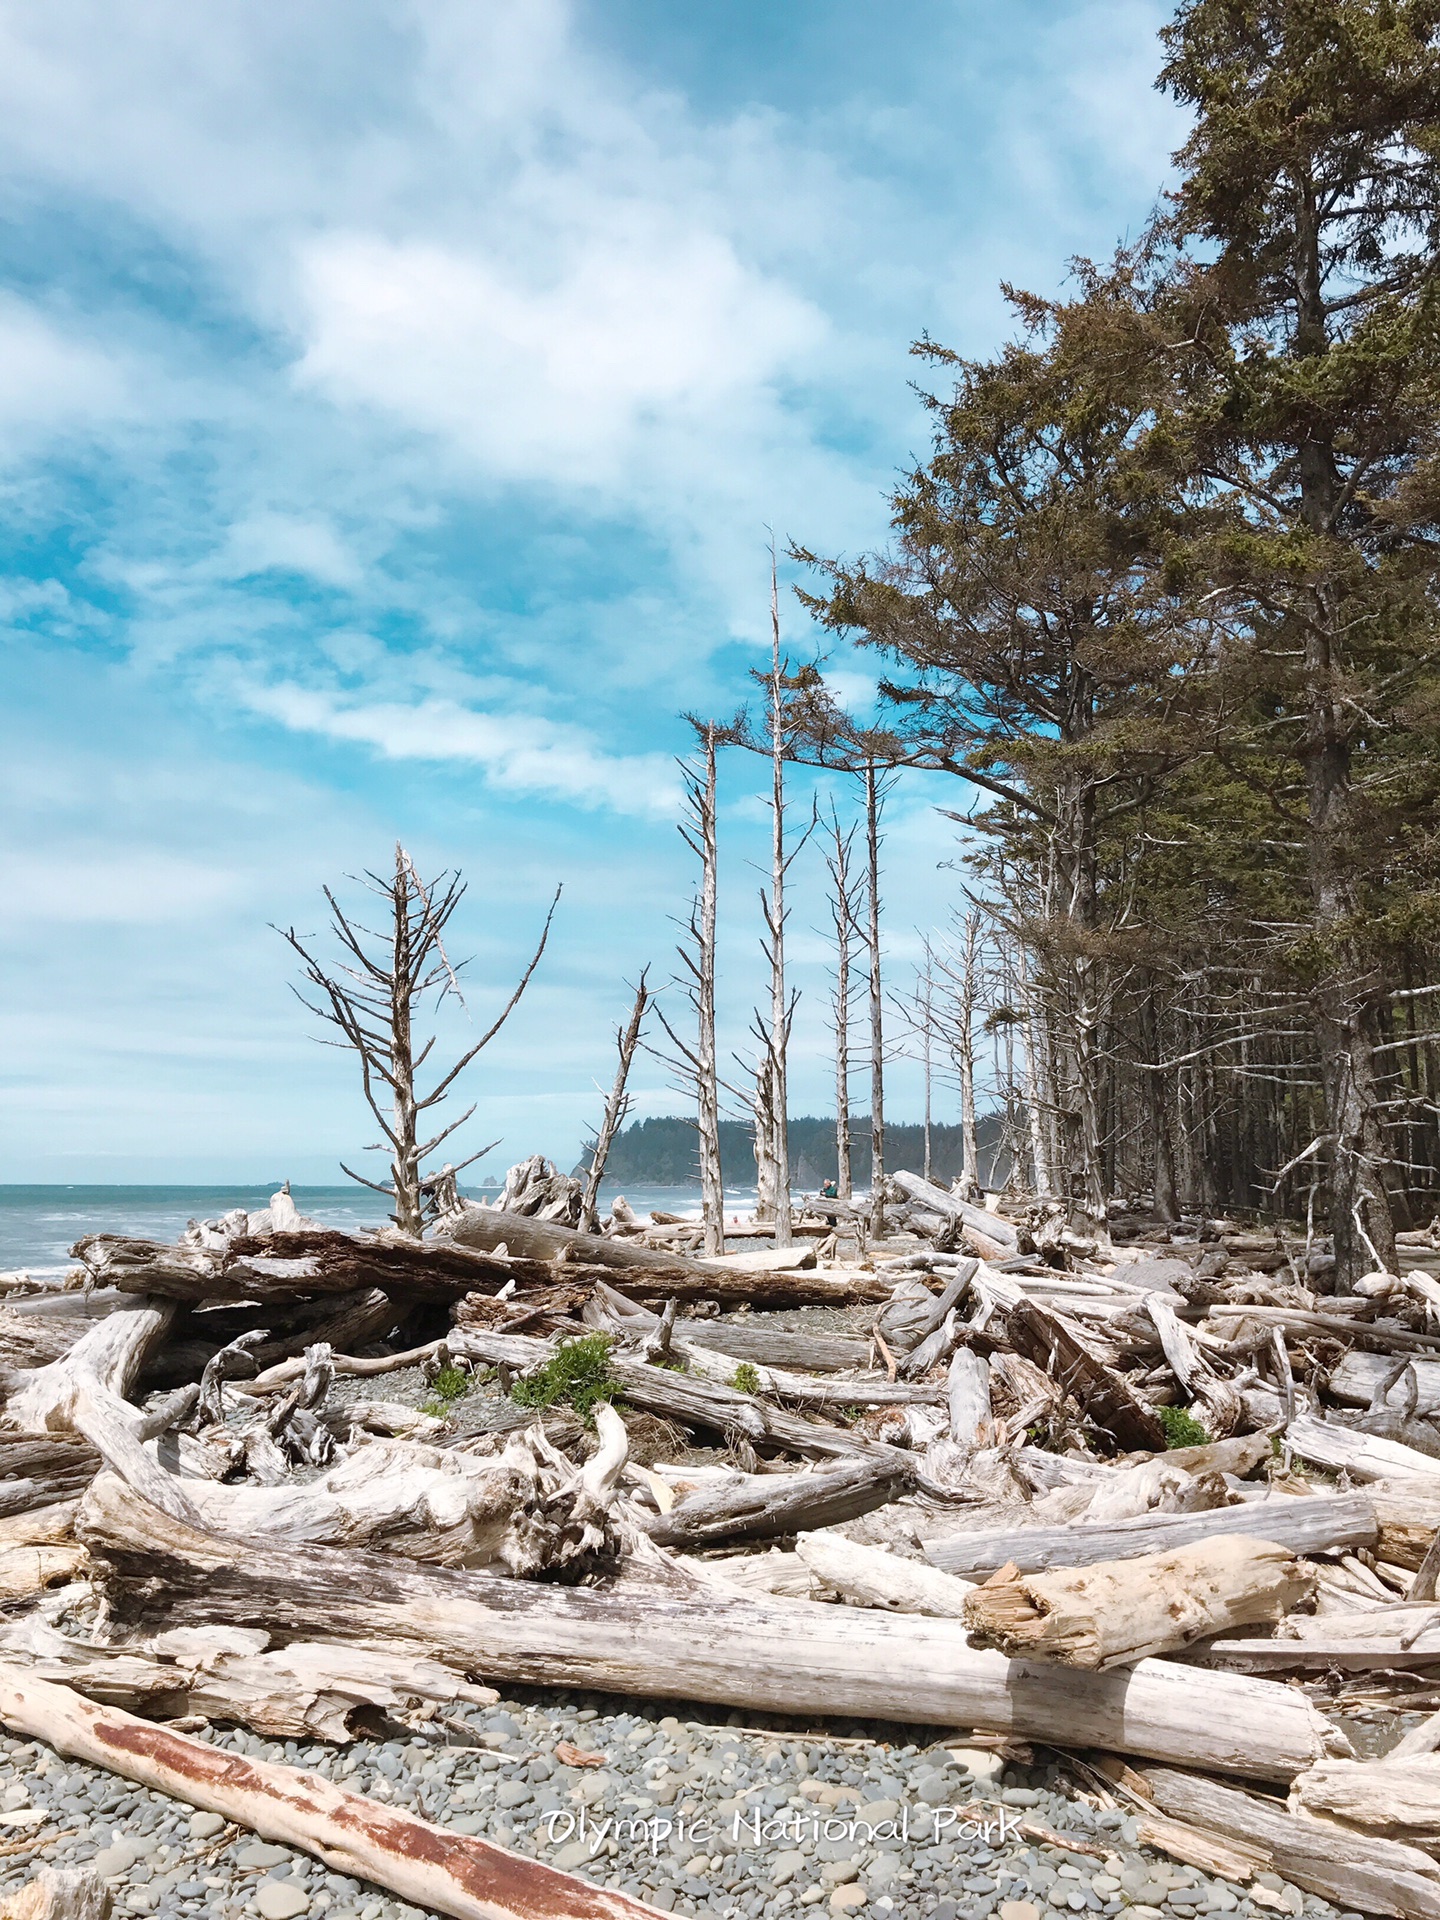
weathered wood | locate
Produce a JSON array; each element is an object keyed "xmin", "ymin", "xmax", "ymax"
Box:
[
  {"xmin": 890, "ymin": 1174, "xmax": 1020, "ymax": 1250},
  {"xmin": 1006, "ymin": 1300, "xmax": 1165, "ymax": 1451},
  {"xmin": 925, "ymin": 1492, "xmax": 1378, "ymax": 1577},
  {"xmin": 1141, "ymin": 1765, "xmax": 1440, "ymax": 1920},
  {"xmin": 0, "ymin": 1664, "xmax": 668, "ymax": 1920},
  {"xmin": 443, "ymin": 1208, "xmax": 889, "ymax": 1305},
  {"xmin": 1292, "ymin": 1755, "xmax": 1440, "ymax": 1846},
  {"xmin": 1369, "ymin": 1482, "xmax": 1440, "ymax": 1570},
  {"xmin": 641, "ymin": 1458, "xmax": 911, "ymax": 1549},
  {"xmin": 0, "ymin": 1868, "xmax": 108, "ymax": 1920},
  {"xmin": 963, "ymin": 1537, "xmax": 1314, "ymax": 1670},
  {"xmin": 794, "ymin": 1533, "xmax": 974, "ymax": 1616},
  {"xmin": 948, "ymin": 1349, "xmax": 993, "ymax": 1447},
  {"xmin": 80, "ymin": 1478, "xmax": 1347, "ymax": 1781},
  {"xmin": 1286, "ymin": 1411, "xmax": 1440, "ymax": 1486},
  {"xmin": 1329, "ymin": 1350, "xmax": 1440, "ymax": 1412}
]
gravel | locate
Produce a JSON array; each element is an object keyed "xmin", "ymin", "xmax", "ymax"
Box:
[{"xmin": 0, "ymin": 1691, "xmax": 1359, "ymax": 1920}]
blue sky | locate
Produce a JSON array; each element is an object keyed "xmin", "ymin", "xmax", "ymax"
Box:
[{"xmin": 0, "ymin": 0, "xmax": 1183, "ymax": 1184}]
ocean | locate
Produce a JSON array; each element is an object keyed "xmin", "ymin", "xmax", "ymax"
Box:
[{"xmin": 0, "ymin": 1183, "xmax": 762, "ymax": 1277}]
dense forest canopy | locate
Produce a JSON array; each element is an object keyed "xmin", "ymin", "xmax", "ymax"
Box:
[{"xmin": 581, "ymin": 1114, "xmax": 1007, "ymax": 1191}]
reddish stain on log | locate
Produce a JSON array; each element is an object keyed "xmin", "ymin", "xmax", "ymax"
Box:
[{"xmin": 91, "ymin": 1715, "xmax": 653, "ymax": 1920}]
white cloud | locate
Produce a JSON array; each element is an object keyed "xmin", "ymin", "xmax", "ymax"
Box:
[
  {"xmin": 0, "ymin": 295, "xmax": 129, "ymax": 452},
  {"xmin": 220, "ymin": 513, "xmax": 361, "ymax": 589},
  {"xmin": 243, "ymin": 680, "xmax": 683, "ymax": 816}
]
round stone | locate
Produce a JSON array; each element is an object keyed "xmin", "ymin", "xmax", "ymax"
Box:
[{"xmin": 254, "ymin": 1887, "xmax": 311, "ymax": 1920}]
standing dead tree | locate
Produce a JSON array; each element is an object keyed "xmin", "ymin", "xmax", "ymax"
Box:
[
  {"xmin": 278, "ymin": 845, "xmax": 558, "ymax": 1236},
  {"xmin": 579, "ymin": 971, "xmax": 653, "ymax": 1233},
  {"xmin": 654, "ymin": 728, "xmax": 725, "ymax": 1256},
  {"xmin": 822, "ymin": 804, "xmax": 862, "ymax": 1204},
  {"xmin": 863, "ymin": 760, "xmax": 894, "ymax": 1238}
]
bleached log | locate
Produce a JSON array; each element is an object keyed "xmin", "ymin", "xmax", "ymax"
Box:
[
  {"xmin": 1329, "ymin": 1350, "xmax": 1440, "ymax": 1412},
  {"xmin": 1141, "ymin": 1765, "xmax": 1440, "ymax": 1920},
  {"xmin": 1369, "ymin": 1482, "xmax": 1440, "ymax": 1569},
  {"xmin": 581, "ymin": 1282, "xmax": 870, "ymax": 1371},
  {"xmin": 947, "ymin": 1348, "xmax": 992, "ymax": 1447},
  {"xmin": 889, "ymin": 1174, "xmax": 1019, "ymax": 1250},
  {"xmin": 925, "ymin": 1491, "xmax": 1377, "ymax": 1577},
  {"xmin": 1005, "ymin": 1300, "xmax": 1165, "ymax": 1451},
  {"xmin": 443, "ymin": 1207, "xmax": 888, "ymax": 1306},
  {"xmin": 1286, "ymin": 1411, "xmax": 1440, "ymax": 1485},
  {"xmin": 0, "ymin": 1546, "xmax": 87, "ymax": 1601},
  {"xmin": 641, "ymin": 1458, "xmax": 911, "ymax": 1548},
  {"xmin": 0, "ymin": 1617, "xmax": 496, "ymax": 1744},
  {"xmin": 0, "ymin": 1502, "xmax": 79, "ymax": 1552},
  {"xmin": 0, "ymin": 1868, "xmax": 108, "ymax": 1920},
  {"xmin": 1078, "ymin": 1459, "xmax": 1227, "ymax": 1525},
  {"xmin": 1292, "ymin": 1756, "xmax": 1440, "ymax": 1846},
  {"xmin": 963, "ymin": 1536, "xmax": 1313, "ymax": 1670},
  {"xmin": 0, "ymin": 1664, "xmax": 668, "ymax": 1920},
  {"xmin": 80, "ymin": 1477, "xmax": 1348, "ymax": 1781},
  {"xmin": 794, "ymin": 1533, "xmax": 974, "ymax": 1616}
]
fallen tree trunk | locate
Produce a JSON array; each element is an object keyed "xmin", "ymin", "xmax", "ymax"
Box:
[
  {"xmin": 924, "ymin": 1492, "xmax": 1377, "ymax": 1577},
  {"xmin": 0, "ymin": 1663, "xmax": 669, "ymax": 1920},
  {"xmin": 1140, "ymin": 1765, "xmax": 1440, "ymax": 1920},
  {"xmin": 962, "ymin": 1537, "xmax": 1314, "ymax": 1670},
  {"xmin": 793, "ymin": 1532, "xmax": 974, "ymax": 1616},
  {"xmin": 640, "ymin": 1458, "xmax": 911, "ymax": 1549},
  {"xmin": 79, "ymin": 1477, "xmax": 1348, "ymax": 1782},
  {"xmin": 1292, "ymin": 1756, "xmax": 1440, "ymax": 1845},
  {"xmin": 1006, "ymin": 1300, "xmax": 1165, "ymax": 1452},
  {"xmin": 889, "ymin": 1174, "xmax": 1019, "ymax": 1251},
  {"xmin": 1286, "ymin": 1412, "xmax": 1440, "ymax": 1486},
  {"xmin": 1369, "ymin": 1482, "xmax": 1440, "ymax": 1570},
  {"xmin": 442, "ymin": 1208, "xmax": 889, "ymax": 1306}
]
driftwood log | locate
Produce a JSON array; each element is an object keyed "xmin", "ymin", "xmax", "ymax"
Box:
[
  {"xmin": 962, "ymin": 1537, "xmax": 1314, "ymax": 1669},
  {"xmin": 925, "ymin": 1492, "xmax": 1377, "ymax": 1576},
  {"xmin": 1006, "ymin": 1300, "xmax": 1165, "ymax": 1451},
  {"xmin": 78, "ymin": 1477, "xmax": 1349, "ymax": 1781},
  {"xmin": 641, "ymin": 1458, "xmax": 911, "ymax": 1549},
  {"xmin": 1291, "ymin": 1756, "xmax": 1440, "ymax": 1845},
  {"xmin": 0, "ymin": 1663, "xmax": 669, "ymax": 1920},
  {"xmin": 1139, "ymin": 1765, "xmax": 1440, "ymax": 1920},
  {"xmin": 793, "ymin": 1532, "xmax": 975, "ymax": 1616}
]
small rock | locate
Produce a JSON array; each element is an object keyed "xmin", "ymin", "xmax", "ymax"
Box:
[
  {"xmin": 998, "ymin": 1903, "xmax": 1041, "ymax": 1920},
  {"xmin": 772, "ymin": 1851, "xmax": 807, "ymax": 1887},
  {"xmin": 830, "ymin": 1887, "xmax": 867, "ymax": 1914},
  {"xmin": 189, "ymin": 1812, "xmax": 227, "ymax": 1840},
  {"xmin": 255, "ymin": 1887, "xmax": 311, "ymax": 1920},
  {"xmin": 237, "ymin": 1843, "xmax": 292, "ymax": 1870}
]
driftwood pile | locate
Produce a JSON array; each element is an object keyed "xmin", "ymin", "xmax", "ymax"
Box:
[{"xmin": 3, "ymin": 1176, "xmax": 1440, "ymax": 1918}]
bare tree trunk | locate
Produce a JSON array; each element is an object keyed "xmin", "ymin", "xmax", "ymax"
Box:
[
  {"xmin": 580, "ymin": 972, "xmax": 651, "ymax": 1233},
  {"xmin": 765, "ymin": 560, "xmax": 794, "ymax": 1247},
  {"xmin": 920, "ymin": 951, "xmax": 935, "ymax": 1186},
  {"xmin": 388, "ymin": 846, "xmax": 423, "ymax": 1233},
  {"xmin": 865, "ymin": 759, "xmax": 886, "ymax": 1238},
  {"xmin": 957, "ymin": 909, "xmax": 982, "ymax": 1200},
  {"xmin": 825, "ymin": 812, "xmax": 858, "ymax": 1203}
]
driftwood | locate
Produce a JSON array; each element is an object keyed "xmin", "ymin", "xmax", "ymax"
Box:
[
  {"xmin": 1140, "ymin": 1765, "xmax": 1440, "ymax": 1920},
  {"xmin": 1292, "ymin": 1755, "xmax": 1440, "ymax": 1844},
  {"xmin": 0, "ymin": 1663, "xmax": 669, "ymax": 1920},
  {"xmin": 963, "ymin": 1536, "xmax": 1314, "ymax": 1669},
  {"xmin": 793, "ymin": 1532, "xmax": 974, "ymax": 1616},
  {"xmin": 1370, "ymin": 1482, "xmax": 1440, "ymax": 1569},
  {"xmin": 0, "ymin": 1870, "xmax": 108, "ymax": 1920},
  {"xmin": 442, "ymin": 1207, "xmax": 888, "ymax": 1306},
  {"xmin": 889, "ymin": 1173, "xmax": 1020, "ymax": 1251},
  {"xmin": 79, "ymin": 1477, "xmax": 1348, "ymax": 1781},
  {"xmin": 925, "ymin": 1491, "xmax": 1377, "ymax": 1576},
  {"xmin": 1006, "ymin": 1300, "xmax": 1165, "ymax": 1451},
  {"xmin": 1286, "ymin": 1410, "xmax": 1440, "ymax": 1485},
  {"xmin": 641, "ymin": 1457, "xmax": 911, "ymax": 1548}
]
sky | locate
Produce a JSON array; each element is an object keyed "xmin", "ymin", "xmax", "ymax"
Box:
[{"xmin": 0, "ymin": 0, "xmax": 1185, "ymax": 1186}]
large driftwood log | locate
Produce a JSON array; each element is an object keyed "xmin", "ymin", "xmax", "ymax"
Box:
[
  {"xmin": 1005, "ymin": 1300, "xmax": 1165, "ymax": 1451},
  {"xmin": 0, "ymin": 1869, "xmax": 108, "ymax": 1920},
  {"xmin": 0, "ymin": 1617, "xmax": 498, "ymax": 1742},
  {"xmin": 442, "ymin": 1208, "xmax": 889, "ymax": 1306},
  {"xmin": 793, "ymin": 1533, "xmax": 974, "ymax": 1616},
  {"xmin": 1292, "ymin": 1756, "xmax": 1440, "ymax": 1845},
  {"xmin": 1328, "ymin": 1350, "xmax": 1440, "ymax": 1413},
  {"xmin": 0, "ymin": 1664, "xmax": 669, "ymax": 1920},
  {"xmin": 925, "ymin": 1492, "xmax": 1377, "ymax": 1577},
  {"xmin": 963, "ymin": 1536, "xmax": 1314, "ymax": 1670},
  {"xmin": 1286, "ymin": 1411, "xmax": 1440, "ymax": 1485},
  {"xmin": 641, "ymin": 1458, "xmax": 911, "ymax": 1548},
  {"xmin": 889, "ymin": 1174, "xmax": 1020, "ymax": 1251},
  {"xmin": 1369, "ymin": 1482, "xmax": 1440, "ymax": 1569},
  {"xmin": 1140, "ymin": 1765, "xmax": 1440, "ymax": 1920},
  {"xmin": 79, "ymin": 1477, "xmax": 1348, "ymax": 1781}
]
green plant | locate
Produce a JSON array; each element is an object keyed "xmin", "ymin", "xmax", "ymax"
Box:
[
  {"xmin": 731, "ymin": 1363, "xmax": 761, "ymax": 1395},
  {"xmin": 1158, "ymin": 1404, "xmax": 1209, "ymax": 1450},
  {"xmin": 422, "ymin": 1363, "xmax": 473, "ymax": 1418},
  {"xmin": 511, "ymin": 1335, "xmax": 619, "ymax": 1426}
]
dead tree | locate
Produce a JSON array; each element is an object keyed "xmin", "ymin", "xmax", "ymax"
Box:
[
  {"xmin": 932, "ymin": 908, "xmax": 985, "ymax": 1200},
  {"xmin": 822, "ymin": 804, "xmax": 862, "ymax": 1202},
  {"xmin": 579, "ymin": 971, "xmax": 652, "ymax": 1233},
  {"xmin": 760, "ymin": 551, "xmax": 798, "ymax": 1247},
  {"xmin": 278, "ymin": 846, "xmax": 557, "ymax": 1236},
  {"xmin": 654, "ymin": 728, "xmax": 725, "ymax": 1255},
  {"xmin": 863, "ymin": 760, "xmax": 893, "ymax": 1237}
]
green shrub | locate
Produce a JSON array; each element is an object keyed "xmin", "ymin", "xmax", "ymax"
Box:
[
  {"xmin": 731, "ymin": 1362, "xmax": 761, "ymax": 1395},
  {"xmin": 1158, "ymin": 1404, "xmax": 1210, "ymax": 1449},
  {"xmin": 421, "ymin": 1363, "xmax": 472, "ymax": 1418},
  {"xmin": 511, "ymin": 1335, "xmax": 619, "ymax": 1426}
]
